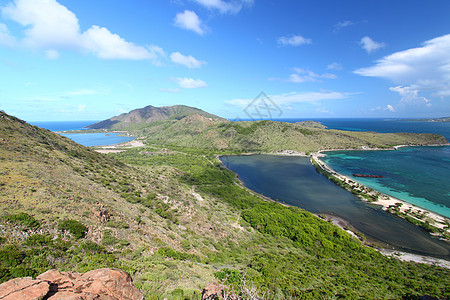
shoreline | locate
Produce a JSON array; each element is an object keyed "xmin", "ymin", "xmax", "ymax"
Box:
[
  {"xmin": 310, "ymin": 153, "xmax": 450, "ymax": 240},
  {"xmin": 217, "ymin": 152, "xmax": 450, "ymax": 267}
]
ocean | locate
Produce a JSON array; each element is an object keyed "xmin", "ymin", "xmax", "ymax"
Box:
[
  {"xmin": 270, "ymin": 118, "xmax": 450, "ymax": 140},
  {"xmin": 29, "ymin": 120, "xmax": 135, "ymax": 147}
]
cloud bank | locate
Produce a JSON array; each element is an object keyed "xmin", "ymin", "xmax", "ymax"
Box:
[
  {"xmin": 174, "ymin": 77, "xmax": 208, "ymax": 89},
  {"xmin": 0, "ymin": 0, "xmax": 164, "ymax": 61},
  {"xmin": 355, "ymin": 34, "xmax": 450, "ymax": 104}
]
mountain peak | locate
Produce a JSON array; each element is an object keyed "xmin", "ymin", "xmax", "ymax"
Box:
[{"xmin": 86, "ymin": 105, "xmax": 226, "ymax": 130}]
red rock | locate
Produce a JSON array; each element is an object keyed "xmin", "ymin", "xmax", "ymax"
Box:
[
  {"xmin": 202, "ymin": 282, "xmax": 240, "ymax": 300},
  {"xmin": 0, "ymin": 277, "xmax": 49, "ymax": 300},
  {"xmin": 0, "ymin": 268, "xmax": 142, "ymax": 300}
]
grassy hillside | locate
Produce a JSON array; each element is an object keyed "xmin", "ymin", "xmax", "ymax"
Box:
[
  {"xmin": 1, "ymin": 111, "xmax": 449, "ymax": 299},
  {"xmin": 135, "ymin": 117, "xmax": 448, "ymax": 153},
  {"xmin": 87, "ymin": 105, "xmax": 228, "ymax": 131}
]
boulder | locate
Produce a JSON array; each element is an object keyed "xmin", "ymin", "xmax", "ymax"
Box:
[
  {"xmin": 0, "ymin": 277, "xmax": 49, "ymax": 300},
  {"xmin": 0, "ymin": 268, "xmax": 143, "ymax": 300}
]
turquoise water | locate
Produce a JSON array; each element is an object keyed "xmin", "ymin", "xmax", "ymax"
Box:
[
  {"xmin": 221, "ymin": 155, "xmax": 450, "ymax": 259},
  {"xmin": 322, "ymin": 147, "xmax": 450, "ymax": 218},
  {"xmin": 60, "ymin": 132, "xmax": 135, "ymax": 147},
  {"xmin": 29, "ymin": 121, "xmax": 135, "ymax": 147}
]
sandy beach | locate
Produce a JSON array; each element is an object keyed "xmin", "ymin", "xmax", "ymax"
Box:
[{"xmin": 94, "ymin": 139, "xmax": 145, "ymax": 153}]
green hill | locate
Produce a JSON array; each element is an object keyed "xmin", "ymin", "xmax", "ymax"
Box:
[
  {"xmin": 1, "ymin": 111, "xmax": 449, "ymax": 299},
  {"xmin": 136, "ymin": 117, "xmax": 448, "ymax": 152},
  {"xmin": 86, "ymin": 105, "xmax": 228, "ymax": 130}
]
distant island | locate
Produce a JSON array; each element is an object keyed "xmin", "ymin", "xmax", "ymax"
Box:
[{"xmin": 409, "ymin": 116, "xmax": 450, "ymax": 122}]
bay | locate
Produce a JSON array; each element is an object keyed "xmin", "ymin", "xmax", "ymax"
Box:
[
  {"xmin": 220, "ymin": 154, "xmax": 450, "ymax": 259},
  {"xmin": 59, "ymin": 132, "xmax": 135, "ymax": 147},
  {"xmin": 29, "ymin": 121, "xmax": 135, "ymax": 147},
  {"xmin": 322, "ymin": 146, "xmax": 450, "ymax": 218}
]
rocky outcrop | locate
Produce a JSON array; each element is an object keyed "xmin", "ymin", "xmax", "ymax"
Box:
[
  {"xmin": 0, "ymin": 277, "xmax": 49, "ymax": 300},
  {"xmin": 0, "ymin": 268, "xmax": 143, "ymax": 300},
  {"xmin": 201, "ymin": 283, "xmax": 240, "ymax": 300}
]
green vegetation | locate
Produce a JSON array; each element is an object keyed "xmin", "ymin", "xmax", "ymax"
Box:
[
  {"xmin": 137, "ymin": 118, "xmax": 447, "ymax": 153},
  {"xmin": 58, "ymin": 219, "xmax": 88, "ymax": 239},
  {"xmin": 1, "ymin": 110, "xmax": 449, "ymax": 299},
  {"xmin": 2, "ymin": 213, "xmax": 40, "ymax": 229}
]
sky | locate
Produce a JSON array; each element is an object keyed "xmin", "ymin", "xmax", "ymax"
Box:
[{"xmin": 0, "ymin": 0, "xmax": 449, "ymax": 121}]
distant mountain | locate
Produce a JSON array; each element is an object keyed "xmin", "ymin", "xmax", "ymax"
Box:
[
  {"xmin": 409, "ymin": 117, "xmax": 450, "ymax": 122},
  {"xmin": 86, "ymin": 105, "xmax": 228, "ymax": 130}
]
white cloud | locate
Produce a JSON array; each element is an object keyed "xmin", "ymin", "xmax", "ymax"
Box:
[
  {"xmin": 174, "ymin": 10, "xmax": 205, "ymax": 35},
  {"xmin": 333, "ymin": 20, "xmax": 354, "ymax": 33},
  {"xmin": 170, "ymin": 52, "xmax": 206, "ymax": 68},
  {"xmin": 2, "ymin": 0, "xmax": 80, "ymax": 50},
  {"xmin": 275, "ymin": 68, "xmax": 337, "ymax": 83},
  {"xmin": 389, "ymin": 86, "xmax": 431, "ymax": 107},
  {"xmin": 277, "ymin": 34, "xmax": 312, "ymax": 46},
  {"xmin": 81, "ymin": 25, "xmax": 152, "ymax": 60},
  {"xmin": 355, "ymin": 34, "xmax": 450, "ymax": 103},
  {"xmin": 386, "ymin": 104, "xmax": 395, "ymax": 112},
  {"xmin": 327, "ymin": 62, "xmax": 343, "ymax": 70},
  {"xmin": 360, "ymin": 36, "xmax": 386, "ymax": 53},
  {"xmin": 226, "ymin": 91, "xmax": 350, "ymax": 108},
  {"xmin": 174, "ymin": 77, "xmax": 207, "ymax": 89},
  {"xmin": 192, "ymin": 0, "xmax": 254, "ymax": 14},
  {"xmin": 78, "ymin": 104, "xmax": 86, "ymax": 112},
  {"xmin": 1, "ymin": 0, "xmax": 163, "ymax": 61}
]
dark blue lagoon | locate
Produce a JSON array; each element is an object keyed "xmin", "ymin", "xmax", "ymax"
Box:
[
  {"xmin": 322, "ymin": 147, "xmax": 450, "ymax": 218},
  {"xmin": 220, "ymin": 154, "xmax": 450, "ymax": 259}
]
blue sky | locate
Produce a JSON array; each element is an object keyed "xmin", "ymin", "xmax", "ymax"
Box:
[{"xmin": 0, "ymin": 0, "xmax": 449, "ymax": 121}]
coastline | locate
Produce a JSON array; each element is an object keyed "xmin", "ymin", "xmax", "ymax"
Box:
[
  {"xmin": 310, "ymin": 153, "xmax": 450, "ymax": 240},
  {"xmin": 217, "ymin": 152, "xmax": 450, "ymax": 267}
]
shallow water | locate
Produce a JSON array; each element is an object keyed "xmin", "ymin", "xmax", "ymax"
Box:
[
  {"xmin": 322, "ymin": 147, "xmax": 450, "ymax": 218},
  {"xmin": 60, "ymin": 132, "xmax": 134, "ymax": 147},
  {"xmin": 220, "ymin": 154, "xmax": 450, "ymax": 259}
]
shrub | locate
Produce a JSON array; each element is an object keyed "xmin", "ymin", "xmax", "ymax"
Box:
[
  {"xmin": 10, "ymin": 266, "xmax": 37, "ymax": 278},
  {"xmin": 101, "ymin": 230, "xmax": 118, "ymax": 246},
  {"xmin": 25, "ymin": 234, "xmax": 53, "ymax": 247},
  {"xmin": 106, "ymin": 220, "xmax": 129, "ymax": 229},
  {"xmin": 58, "ymin": 219, "xmax": 88, "ymax": 239},
  {"xmin": 2, "ymin": 213, "xmax": 40, "ymax": 229},
  {"xmin": 0, "ymin": 245, "xmax": 23, "ymax": 267},
  {"xmin": 80, "ymin": 240, "xmax": 106, "ymax": 253}
]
